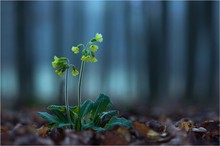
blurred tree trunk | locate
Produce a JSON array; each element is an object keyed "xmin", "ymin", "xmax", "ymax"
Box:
[
  {"xmin": 15, "ymin": 2, "xmax": 34, "ymax": 108},
  {"xmin": 159, "ymin": 1, "xmax": 168, "ymax": 102},
  {"xmin": 53, "ymin": 1, "xmax": 64, "ymax": 105},
  {"xmin": 102, "ymin": 2, "xmax": 113, "ymax": 91},
  {"xmin": 185, "ymin": 1, "xmax": 197, "ymax": 102},
  {"xmin": 146, "ymin": 2, "xmax": 162, "ymax": 104},
  {"xmin": 207, "ymin": 2, "xmax": 219, "ymax": 101}
]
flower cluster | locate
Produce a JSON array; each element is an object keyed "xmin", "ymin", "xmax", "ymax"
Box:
[
  {"xmin": 71, "ymin": 33, "xmax": 103, "ymax": 63},
  {"xmin": 52, "ymin": 33, "xmax": 103, "ymax": 77},
  {"xmin": 52, "ymin": 56, "xmax": 78, "ymax": 77}
]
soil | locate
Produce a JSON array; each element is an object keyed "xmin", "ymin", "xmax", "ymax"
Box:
[{"xmin": 1, "ymin": 107, "xmax": 219, "ymax": 145}]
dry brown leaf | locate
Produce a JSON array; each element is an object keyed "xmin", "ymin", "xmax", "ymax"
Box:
[
  {"xmin": 101, "ymin": 131, "xmax": 129, "ymax": 145},
  {"xmin": 147, "ymin": 119, "xmax": 165, "ymax": 133},
  {"xmin": 37, "ymin": 126, "xmax": 49, "ymax": 137},
  {"xmin": 133, "ymin": 121, "xmax": 160, "ymax": 138},
  {"xmin": 175, "ymin": 118, "xmax": 195, "ymax": 132},
  {"xmin": 200, "ymin": 120, "xmax": 219, "ymax": 144},
  {"xmin": 200, "ymin": 120, "xmax": 219, "ymax": 132},
  {"xmin": 116, "ymin": 127, "xmax": 131, "ymax": 142}
]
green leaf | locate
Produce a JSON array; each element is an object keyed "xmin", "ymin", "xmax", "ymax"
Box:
[
  {"xmin": 91, "ymin": 94, "xmax": 112, "ymax": 120},
  {"xmin": 37, "ymin": 112, "xmax": 61, "ymax": 124},
  {"xmin": 69, "ymin": 110, "xmax": 78, "ymax": 122},
  {"xmin": 104, "ymin": 116, "xmax": 132, "ymax": 130},
  {"xmin": 99, "ymin": 110, "xmax": 118, "ymax": 120},
  {"xmin": 83, "ymin": 122, "xmax": 105, "ymax": 132},
  {"xmin": 48, "ymin": 123, "xmax": 58, "ymax": 129},
  {"xmin": 75, "ymin": 118, "xmax": 82, "ymax": 131},
  {"xmin": 57, "ymin": 123, "xmax": 73, "ymax": 128},
  {"xmin": 47, "ymin": 105, "xmax": 78, "ymax": 112},
  {"xmin": 70, "ymin": 105, "xmax": 79, "ymax": 113},
  {"xmin": 79, "ymin": 99, "xmax": 94, "ymax": 118},
  {"xmin": 51, "ymin": 109, "xmax": 67, "ymax": 123},
  {"xmin": 47, "ymin": 105, "xmax": 66, "ymax": 112},
  {"xmin": 94, "ymin": 110, "xmax": 118, "ymax": 126},
  {"xmin": 90, "ymin": 125, "xmax": 106, "ymax": 132}
]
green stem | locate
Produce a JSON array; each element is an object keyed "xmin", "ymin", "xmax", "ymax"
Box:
[
  {"xmin": 78, "ymin": 60, "xmax": 85, "ymax": 111},
  {"xmin": 65, "ymin": 69, "xmax": 72, "ymax": 124}
]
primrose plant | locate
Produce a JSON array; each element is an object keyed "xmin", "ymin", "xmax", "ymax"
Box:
[{"xmin": 38, "ymin": 33, "xmax": 131, "ymax": 131}]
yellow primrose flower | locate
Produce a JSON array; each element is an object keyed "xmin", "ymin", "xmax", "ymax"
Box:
[
  {"xmin": 95, "ymin": 33, "xmax": 103, "ymax": 42},
  {"xmin": 71, "ymin": 46, "xmax": 79, "ymax": 54},
  {"xmin": 85, "ymin": 56, "xmax": 91, "ymax": 62},
  {"xmin": 90, "ymin": 45, "xmax": 99, "ymax": 52},
  {"xmin": 52, "ymin": 56, "xmax": 60, "ymax": 68},
  {"xmin": 72, "ymin": 69, "xmax": 79, "ymax": 76},
  {"xmin": 52, "ymin": 62, "xmax": 57, "ymax": 68},
  {"xmin": 81, "ymin": 55, "xmax": 86, "ymax": 61},
  {"xmin": 57, "ymin": 71, "xmax": 64, "ymax": 77},
  {"xmin": 81, "ymin": 55, "xmax": 91, "ymax": 62},
  {"xmin": 91, "ymin": 57, "xmax": 98, "ymax": 63}
]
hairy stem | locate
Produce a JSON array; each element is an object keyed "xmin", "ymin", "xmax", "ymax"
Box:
[
  {"xmin": 65, "ymin": 69, "xmax": 72, "ymax": 124},
  {"xmin": 78, "ymin": 61, "xmax": 85, "ymax": 111}
]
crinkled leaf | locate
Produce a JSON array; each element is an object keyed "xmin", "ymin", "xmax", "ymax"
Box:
[
  {"xmin": 47, "ymin": 105, "xmax": 66, "ymax": 112},
  {"xmin": 94, "ymin": 110, "xmax": 118, "ymax": 126},
  {"xmin": 70, "ymin": 110, "xmax": 78, "ymax": 122},
  {"xmin": 90, "ymin": 125, "xmax": 106, "ymax": 132},
  {"xmin": 37, "ymin": 112, "xmax": 61, "ymax": 124},
  {"xmin": 104, "ymin": 116, "xmax": 132, "ymax": 130},
  {"xmin": 57, "ymin": 123, "xmax": 73, "ymax": 128},
  {"xmin": 83, "ymin": 122, "xmax": 106, "ymax": 132},
  {"xmin": 50, "ymin": 109, "xmax": 67, "ymax": 123},
  {"xmin": 70, "ymin": 106, "xmax": 79, "ymax": 114},
  {"xmin": 99, "ymin": 110, "xmax": 118, "ymax": 119},
  {"xmin": 47, "ymin": 105, "xmax": 77, "ymax": 112},
  {"xmin": 79, "ymin": 99, "xmax": 94, "ymax": 118},
  {"xmin": 69, "ymin": 105, "xmax": 79, "ymax": 123},
  {"xmin": 91, "ymin": 94, "xmax": 112, "ymax": 120}
]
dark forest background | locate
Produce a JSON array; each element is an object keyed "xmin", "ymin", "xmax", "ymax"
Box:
[{"xmin": 1, "ymin": 1, "xmax": 219, "ymax": 110}]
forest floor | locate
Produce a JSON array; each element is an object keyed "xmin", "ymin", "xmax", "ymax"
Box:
[{"xmin": 1, "ymin": 106, "xmax": 219, "ymax": 145}]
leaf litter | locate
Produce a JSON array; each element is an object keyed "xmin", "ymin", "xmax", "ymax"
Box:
[{"xmin": 1, "ymin": 107, "xmax": 219, "ymax": 145}]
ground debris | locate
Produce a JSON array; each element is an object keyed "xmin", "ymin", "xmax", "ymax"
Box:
[{"xmin": 1, "ymin": 108, "xmax": 219, "ymax": 145}]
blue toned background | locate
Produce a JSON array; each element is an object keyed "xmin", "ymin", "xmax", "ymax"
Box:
[{"xmin": 1, "ymin": 1, "xmax": 219, "ymax": 109}]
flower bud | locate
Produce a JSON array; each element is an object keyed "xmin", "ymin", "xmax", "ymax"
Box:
[
  {"xmin": 91, "ymin": 57, "xmax": 98, "ymax": 63},
  {"xmin": 72, "ymin": 68, "xmax": 79, "ymax": 76}
]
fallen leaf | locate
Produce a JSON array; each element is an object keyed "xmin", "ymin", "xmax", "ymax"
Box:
[
  {"xmin": 37, "ymin": 126, "xmax": 49, "ymax": 137},
  {"xmin": 133, "ymin": 121, "xmax": 160, "ymax": 139},
  {"xmin": 101, "ymin": 131, "xmax": 129, "ymax": 145},
  {"xmin": 200, "ymin": 120, "xmax": 219, "ymax": 132},
  {"xmin": 147, "ymin": 119, "xmax": 165, "ymax": 133},
  {"xmin": 175, "ymin": 118, "xmax": 195, "ymax": 132},
  {"xmin": 116, "ymin": 127, "xmax": 131, "ymax": 142}
]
